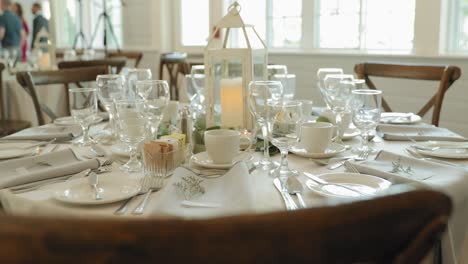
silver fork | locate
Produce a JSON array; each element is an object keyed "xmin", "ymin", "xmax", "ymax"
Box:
[
  {"xmin": 328, "ymin": 152, "xmax": 369, "ymax": 170},
  {"xmin": 132, "ymin": 163, "xmax": 165, "ymax": 215},
  {"xmin": 343, "ymin": 160, "xmax": 361, "ymax": 173}
]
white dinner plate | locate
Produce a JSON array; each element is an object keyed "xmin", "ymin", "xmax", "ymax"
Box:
[
  {"xmin": 413, "ymin": 141, "xmax": 468, "ymax": 159},
  {"xmin": 342, "ymin": 127, "xmax": 360, "ymax": 141},
  {"xmin": 53, "ymin": 176, "xmax": 141, "ymax": 205},
  {"xmin": 110, "ymin": 143, "xmax": 131, "ymax": 157},
  {"xmin": 380, "ymin": 112, "xmax": 421, "ymax": 124},
  {"xmin": 305, "ymin": 172, "xmax": 391, "ymax": 198},
  {"xmin": 290, "ymin": 143, "xmax": 346, "ymax": 159},
  {"xmin": 191, "ymin": 151, "xmax": 253, "ymax": 169},
  {"xmin": 54, "ymin": 115, "xmax": 104, "ymax": 126}
]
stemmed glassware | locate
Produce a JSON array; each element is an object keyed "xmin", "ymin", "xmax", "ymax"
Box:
[
  {"xmin": 114, "ymin": 100, "xmax": 147, "ymax": 172},
  {"xmin": 248, "ymin": 81, "xmax": 283, "ymax": 170},
  {"xmin": 126, "ymin": 68, "xmax": 152, "ymax": 100},
  {"xmin": 96, "ymin": 74, "xmax": 125, "ymax": 138},
  {"xmin": 68, "ymin": 88, "xmax": 98, "ymax": 146},
  {"xmin": 136, "ymin": 80, "xmax": 170, "ymax": 140},
  {"xmin": 316, "ymin": 68, "xmax": 343, "ymax": 108},
  {"xmin": 268, "ymin": 65, "xmax": 292, "ymax": 100},
  {"xmin": 269, "ymin": 100, "xmax": 302, "ymax": 179},
  {"xmin": 351, "ymin": 89, "xmax": 383, "ymax": 155},
  {"xmin": 322, "ymin": 75, "xmax": 355, "ymax": 146}
]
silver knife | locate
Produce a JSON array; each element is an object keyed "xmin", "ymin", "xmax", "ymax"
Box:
[
  {"xmin": 273, "ymin": 178, "xmax": 298, "ymax": 210},
  {"xmin": 88, "ymin": 172, "xmax": 102, "ymax": 200}
]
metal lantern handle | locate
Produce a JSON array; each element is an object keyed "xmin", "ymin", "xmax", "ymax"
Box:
[{"xmin": 228, "ymin": 1, "xmax": 241, "ymax": 15}]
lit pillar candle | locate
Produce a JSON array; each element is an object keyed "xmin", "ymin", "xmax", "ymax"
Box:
[
  {"xmin": 39, "ymin": 52, "xmax": 51, "ymax": 70},
  {"xmin": 220, "ymin": 78, "xmax": 243, "ymax": 128}
]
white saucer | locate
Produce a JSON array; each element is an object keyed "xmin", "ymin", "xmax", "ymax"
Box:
[
  {"xmin": 110, "ymin": 143, "xmax": 131, "ymax": 157},
  {"xmin": 53, "ymin": 176, "xmax": 140, "ymax": 205},
  {"xmin": 413, "ymin": 141, "xmax": 468, "ymax": 159},
  {"xmin": 191, "ymin": 151, "xmax": 253, "ymax": 169},
  {"xmin": 380, "ymin": 112, "xmax": 421, "ymax": 124},
  {"xmin": 342, "ymin": 127, "xmax": 360, "ymax": 141},
  {"xmin": 54, "ymin": 115, "xmax": 104, "ymax": 126},
  {"xmin": 290, "ymin": 143, "xmax": 346, "ymax": 159},
  {"xmin": 305, "ymin": 172, "xmax": 391, "ymax": 198}
]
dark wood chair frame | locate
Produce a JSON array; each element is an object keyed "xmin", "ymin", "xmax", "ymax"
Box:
[
  {"xmin": 0, "ymin": 189, "xmax": 452, "ymax": 263},
  {"xmin": 16, "ymin": 66, "xmax": 109, "ymax": 126},
  {"xmin": 159, "ymin": 54, "xmax": 190, "ymax": 101},
  {"xmin": 354, "ymin": 62, "xmax": 462, "ymax": 126},
  {"xmin": 107, "ymin": 51, "xmax": 143, "ymax": 68},
  {"xmin": 58, "ymin": 58, "xmax": 126, "ymax": 74}
]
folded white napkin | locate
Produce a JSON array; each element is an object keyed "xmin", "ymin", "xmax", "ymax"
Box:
[
  {"xmin": 5, "ymin": 125, "xmax": 81, "ymax": 141},
  {"xmin": 347, "ymin": 150, "xmax": 468, "ymax": 263},
  {"xmin": 0, "ymin": 149, "xmax": 99, "ymax": 189},
  {"xmin": 377, "ymin": 124, "xmax": 467, "ymax": 141},
  {"xmin": 151, "ymin": 162, "xmax": 255, "ymax": 219}
]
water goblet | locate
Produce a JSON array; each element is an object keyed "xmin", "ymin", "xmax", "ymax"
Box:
[
  {"xmin": 114, "ymin": 100, "xmax": 147, "ymax": 172},
  {"xmin": 248, "ymin": 81, "xmax": 283, "ymax": 170},
  {"xmin": 126, "ymin": 68, "xmax": 152, "ymax": 100},
  {"xmin": 96, "ymin": 74, "xmax": 125, "ymax": 138},
  {"xmin": 136, "ymin": 80, "xmax": 170, "ymax": 139},
  {"xmin": 269, "ymin": 101, "xmax": 303, "ymax": 180},
  {"xmin": 68, "ymin": 88, "xmax": 98, "ymax": 146},
  {"xmin": 351, "ymin": 89, "xmax": 383, "ymax": 155}
]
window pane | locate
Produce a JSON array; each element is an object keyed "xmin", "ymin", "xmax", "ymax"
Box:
[
  {"xmin": 181, "ymin": 0, "xmax": 209, "ymax": 46},
  {"xmin": 317, "ymin": 0, "xmax": 361, "ymax": 49},
  {"xmin": 363, "ymin": 0, "xmax": 415, "ymax": 50},
  {"xmin": 270, "ymin": 0, "xmax": 302, "ymax": 48}
]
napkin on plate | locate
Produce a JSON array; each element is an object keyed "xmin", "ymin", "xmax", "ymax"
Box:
[
  {"xmin": 377, "ymin": 124, "xmax": 467, "ymax": 141},
  {"xmin": 151, "ymin": 162, "xmax": 255, "ymax": 219},
  {"xmin": 0, "ymin": 148, "xmax": 99, "ymax": 189},
  {"xmin": 5, "ymin": 125, "xmax": 81, "ymax": 141}
]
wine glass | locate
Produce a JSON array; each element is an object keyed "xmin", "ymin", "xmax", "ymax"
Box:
[
  {"xmin": 269, "ymin": 100, "xmax": 302, "ymax": 180},
  {"xmin": 189, "ymin": 65, "xmax": 205, "ymax": 110},
  {"xmin": 316, "ymin": 68, "xmax": 344, "ymax": 107},
  {"xmin": 68, "ymin": 88, "xmax": 98, "ymax": 146},
  {"xmin": 136, "ymin": 80, "xmax": 170, "ymax": 139},
  {"xmin": 96, "ymin": 74, "xmax": 125, "ymax": 138},
  {"xmin": 351, "ymin": 89, "xmax": 383, "ymax": 155},
  {"xmin": 126, "ymin": 68, "xmax": 152, "ymax": 100},
  {"xmin": 268, "ymin": 65, "xmax": 291, "ymax": 100},
  {"xmin": 322, "ymin": 75, "xmax": 355, "ymax": 146},
  {"xmin": 248, "ymin": 81, "xmax": 283, "ymax": 170},
  {"xmin": 114, "ymin": 100, "xmax": 147, "ymax": 172}
]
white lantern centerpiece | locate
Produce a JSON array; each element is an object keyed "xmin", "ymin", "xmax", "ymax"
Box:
[{"xmin": 204, "ymin": 1, "xmax": 267, "ymax": 130}]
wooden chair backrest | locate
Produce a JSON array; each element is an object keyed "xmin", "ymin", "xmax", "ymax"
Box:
[
  {"xmin": 0, "ymin": 189, "xmax": 451, "ymax": 263},
  {"xmin": 107, "ymin": 51, "xmax": 143, "ymax": 68},
  {"xmin": 16, "ymin": 66, "xmax": 108, "ymax": 125},
  {"xmin": 159, "ymin": 53, "xmax": 190, "ymax": 101},
  {"xmin": 58, "ymin": 58, "xmax": 126, "ymax": 74},
  {"xmin": 354, "ymin": 62, "xmax": 461, "ymax": 126}
]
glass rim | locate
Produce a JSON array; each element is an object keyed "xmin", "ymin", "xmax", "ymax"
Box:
[
  {"xmin": 135, "ymin": 80, "xmax": 168, "ymax": 85},
  {"xmin": 68, "ymin": 87, "xmax": 96, "ymax": 92},
  {"xmin": 249, "ymin": 80, "xmax": 282, "ymax": 86},
  {"xmin": 127, "ymin": 68, "xmax": 151, "ymax": 73},
  {"xmin": 96, "ymin": 74, "xmax": 120, "ymax": 78},
  {"xmin": 352, "ymin": 89, "xmax": 383, "ymax": 95}
]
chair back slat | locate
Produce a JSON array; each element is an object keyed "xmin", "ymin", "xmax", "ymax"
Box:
[
  {"xmin": 0, "ymin": 189, "xmax": 451, "ymax": 263},
  {"xmin": 58, "ymin": 58, "xmax": 126, "ymax": 74},
  {"xmin": 107, "ymin": 51, "xmax": 143, "ymax": 68},
  {"xmin": 354, "ymin": 62, "xmax": 461, "ymax": 126},
  {"xmin": 16, "ymin": 66, "xmax": 108, "ymax": 125}
]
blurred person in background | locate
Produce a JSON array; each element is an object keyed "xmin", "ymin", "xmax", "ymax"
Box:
[
  {"xmin": 12, "ymin": 2, "xmax": 28, "ymax": 61},
  {"xmin": 31, "ymin": 2, "xmax": 48, "ymax": 49},
  {"xmin": 0, "ymin": 0, "xmax": 24, "ymax": 60}
]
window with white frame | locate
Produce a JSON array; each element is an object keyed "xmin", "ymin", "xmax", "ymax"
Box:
[
  {"xmin": 448, "ymin": 0, "xmax": 468, "ymax": 52},
  {"xmin": 53, "ymin": 0, "xmax": 122, "ymax": 49},
  {"xmin": 180, "ymin": 0, "xmax": 210, "ymax": 46},
  {"xmin": 315, "ymin": 0, "xmax": 416, "ymax": 51}
]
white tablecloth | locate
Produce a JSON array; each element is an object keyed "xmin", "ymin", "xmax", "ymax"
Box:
[{"xmin": 1, "ymin": 123, "xmax": 467, "ymax": 263}]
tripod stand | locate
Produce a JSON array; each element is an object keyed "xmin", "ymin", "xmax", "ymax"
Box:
[
  {"xmin": 89, "ymin": 0, "xmax": 121, "ymax": 54},
  {"xmin": 72, "ymin": 0, "xmax": 87, "ymax": 49}
]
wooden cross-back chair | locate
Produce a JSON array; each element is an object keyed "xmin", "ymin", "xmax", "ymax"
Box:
[
  {"xmin": 107, "ymin": 51, "xmax": 143, "ymax": 68},
  {"xmin": 0, "ymin": 189, "xmax": 451, "ymax": 263},
  {"xmin": 58, "ymin": 58, "xmax": 126, "ymax": 74},
  {"xmin": 0, "ymin": 63, "xmax": 31, "ymax": 136},
  {"xmin": 354, "ymin": 62, "xmax": 461, "ymax": 126},
  {"xmin": 159, "ymin": 52, "xmax": 190, "ymax": 101},
  {"xmin": 16, "ymin": 66, "xmax": 108, "ymax": 126}
]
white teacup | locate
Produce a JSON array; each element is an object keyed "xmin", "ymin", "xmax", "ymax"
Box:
[
  {"xmin": 204, "ymin": 129, "xmax": 251, "ymax": 164},
  {"xmin": 300, "ymin": 122, "xmax": 335, "ymax": 153}
]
